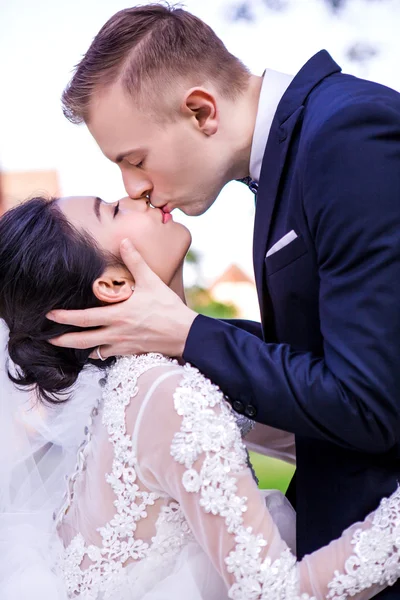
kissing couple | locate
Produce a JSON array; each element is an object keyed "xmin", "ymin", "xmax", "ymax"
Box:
[{"xmin": 1, "ymin": 5, "xmax": 400, "ymax": 600}]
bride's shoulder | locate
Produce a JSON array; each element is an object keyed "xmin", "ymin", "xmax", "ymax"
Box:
[
  {"xmin": 104, "ymin": 353, "xmax": 180, "ymax": 391},
  {"xmin": 103, "ymin": 353, "xmax": 227, "ymax": 413},
  {"xmin": 105, "ymin": 354, "xmax": 219, "ymax": 391}
]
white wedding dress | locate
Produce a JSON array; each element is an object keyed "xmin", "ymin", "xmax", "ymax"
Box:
[{"xmin": 3, "ymin": 348, "xmax": 400, "ymax": 599}]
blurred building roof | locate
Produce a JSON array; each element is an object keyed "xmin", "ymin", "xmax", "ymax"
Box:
[
  {"xmin": 210, "ymin": 264, "xmax": 254, "ymax": 289},
  {"xmin": 210, "ymin": 264, "xmax": 260, "ymax": 321}
]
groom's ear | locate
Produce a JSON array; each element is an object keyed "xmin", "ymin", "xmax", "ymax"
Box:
[
  {"xmin": 92, "ymin": 267, "xmax": 134, "ymax": 304},
  {"xmin": 181, "ymin": 87, "xmax": 218, "ymax": 136}
]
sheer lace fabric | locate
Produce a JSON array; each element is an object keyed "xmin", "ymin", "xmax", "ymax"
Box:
[
  {"xmin": 245, "ymin": 422, "xmax": 296, "ymax": 466},
  {"xmin": 57, "ymin": 361, "xmax": 196, "ymax": 599},
  {"xmin": 55, "ymin": 354, "xmax": 400, "ymax": 599}
]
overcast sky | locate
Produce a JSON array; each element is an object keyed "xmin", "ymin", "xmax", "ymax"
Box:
[{"xmin": 1, "ymin": 0, "xmax": 399, "ymax": 283}]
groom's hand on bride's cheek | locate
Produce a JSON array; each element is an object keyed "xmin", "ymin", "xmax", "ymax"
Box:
[{"xmin": 47, "ymin": 239, "xmax": 197, "ymax": 359}]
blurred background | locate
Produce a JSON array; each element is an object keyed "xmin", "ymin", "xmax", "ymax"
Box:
[{"xmin": 1, "ymin": 0, "xmax": 399, "ymax": 490}]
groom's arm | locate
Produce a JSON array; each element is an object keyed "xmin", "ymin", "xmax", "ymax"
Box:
[
  {"xmin": 184, "ymin": 98, "xmax": 400, "ymax": 454},
  {"xmin": 221, "ymin": 319, "xmax": 263, "ymax": 339},
  {"xmin": 48, "ymin": 94, "xmax": 400, "ymax": 456}
]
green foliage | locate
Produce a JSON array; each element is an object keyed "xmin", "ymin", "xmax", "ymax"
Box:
[
  {"xmin": 185, "ymin": 247, "xmax": 239, "ymax": 317},
  {"xmin": 186, "ymin": 285, "xmax": 239, "ymax": 318},
  {"xmin": 250, "ymin": 452, "xmax": 295, "ymax": 493},
  {"xmin": 197, "ymin": 299, "xmax": 238, "ymax": 318},
  {"xmin": 185, "ymin": 248, "xmax": 201, "ymax": 265}
]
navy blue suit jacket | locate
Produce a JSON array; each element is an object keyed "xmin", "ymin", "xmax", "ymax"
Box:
[{"xmin": 183, "ymin": 50, "xmax": 400, "ymax": 595}]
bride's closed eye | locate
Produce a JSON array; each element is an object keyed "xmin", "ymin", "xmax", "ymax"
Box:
[{"xmin": 113, "ymin": 202, "xmax": 120, "ymax": 218}]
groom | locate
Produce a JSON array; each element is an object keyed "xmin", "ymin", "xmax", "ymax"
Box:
[{"xmin": 53, "ymin": 4, "xmax": 400, "ymax": 588}]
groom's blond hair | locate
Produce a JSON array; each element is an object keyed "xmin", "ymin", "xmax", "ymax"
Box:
[{"xmin": 62, "ymin": 4, "xmax": 250, "ymax": 124}]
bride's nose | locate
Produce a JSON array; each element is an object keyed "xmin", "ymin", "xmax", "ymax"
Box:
[{"xmin": 119, "ymin": 196, "xmax": 149, "ymax": 211}]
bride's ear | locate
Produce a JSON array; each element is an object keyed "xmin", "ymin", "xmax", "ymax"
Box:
[{"xmin": 92, "ymin": 267, "xmax": 134, "ymax": 304}]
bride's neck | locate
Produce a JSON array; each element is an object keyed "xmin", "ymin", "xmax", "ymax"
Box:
[
  {"xmin": 169, "ymin": 263, "xmax": 186, "ymax": 304},
  {"xmin": 169, "ymin": 264, "xmax": 187, "ymax": 365}
]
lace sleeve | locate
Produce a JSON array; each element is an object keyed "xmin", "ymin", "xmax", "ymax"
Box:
[
  {"xmin": 244, "ymin": 423, "xmax": 296, "ymax": 465},
  {"xmin": 134, "ymin": 363, "xmax": 400, "ymax": 600}
]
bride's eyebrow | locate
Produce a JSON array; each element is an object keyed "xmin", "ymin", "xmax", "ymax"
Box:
[{"xmin": 93, "ymin": 197, "xmax": 103, "ymax": 222}]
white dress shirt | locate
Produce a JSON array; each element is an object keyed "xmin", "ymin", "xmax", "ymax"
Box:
[
  {"xmin": 249, "ymin": 69, "xmax": 294, "ymax": 182},
  {"xmin": 246, "ymin": 70, "xmax": 296, "ymax": 460}
]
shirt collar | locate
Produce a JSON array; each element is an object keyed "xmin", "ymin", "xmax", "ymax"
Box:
[{"xmin": 249, "ymin": 69, "xmax": 294, "ymax": 182}]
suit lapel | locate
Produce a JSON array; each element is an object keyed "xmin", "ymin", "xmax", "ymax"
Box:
[
  {"xmin": 252, "ymin": 50, "xmax": 342, "ymax": 325},
  {"xmin": 253, "ymin": 106, "xmax": 304, "ymax": 308}
]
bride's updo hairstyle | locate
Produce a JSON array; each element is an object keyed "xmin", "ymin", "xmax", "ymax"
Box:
[{"xmin": 0, "ymin": 197, "xmax": 118, "ymax": 403}]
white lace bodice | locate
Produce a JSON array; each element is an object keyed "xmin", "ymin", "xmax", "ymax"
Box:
[
  {"xmin": 55, "ymin": 354, "xmax": 400, "ymax": 600},
  {"xmin": 56, "ymin": 354, "xmax": 194, "ymax": 599}
]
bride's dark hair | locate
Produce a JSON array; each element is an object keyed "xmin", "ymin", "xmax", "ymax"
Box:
[{"xmin": 0, "ymin": 197, "xmax": 118, "ymax": 403}]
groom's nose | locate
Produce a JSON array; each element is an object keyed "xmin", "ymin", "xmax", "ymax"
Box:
[{"xmin": 122, "ymin": 169, "xmax": 152, "ymax": 201}]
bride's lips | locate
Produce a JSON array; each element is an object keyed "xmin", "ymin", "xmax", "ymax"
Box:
[{"xmin": 162, "ymin": 211, "xmax": 173, "ymax": 224}]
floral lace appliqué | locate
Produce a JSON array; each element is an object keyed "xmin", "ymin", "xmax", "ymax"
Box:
[
  {"xmin": 56, "ymin": 353, "xmax": 400, "ymax": 600},
  {"xmin": 170, "ymin": 362, "xmax": 400, "ymax": 600},
  {"xmin": 57, "ymin": 354, "xmax": 191, "ymax": 599},
  {"xmin": 169, "ymin": 362, "xmax": 307, "ymax": 600},
  {"xmin": 327, "ymin": 487, "xmax": 400, "ymax": 599}
]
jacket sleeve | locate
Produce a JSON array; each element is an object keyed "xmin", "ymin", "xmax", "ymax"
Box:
[
  {"xmin": 221, "ymin": 319, "xmax": 263, "ymax": 339},
  {"xmin": 184, "ymin": 98, "xmax": 400, "ymax": 454}
]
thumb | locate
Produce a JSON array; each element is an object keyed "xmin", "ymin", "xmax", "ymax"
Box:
[{"xmin": 120, "ymin": 238, "xmax": 158, "ymax": 286}]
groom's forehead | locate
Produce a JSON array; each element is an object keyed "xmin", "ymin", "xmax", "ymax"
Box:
[
  {"xmin": 88, "ymin": 90, "xmax": 157, "ymax": 160},
  {"xmin": 88, "ymin": 82, "xmax": 153, "ymax": 132}
]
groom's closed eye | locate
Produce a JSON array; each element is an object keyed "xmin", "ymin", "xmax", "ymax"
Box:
[{"xmin": 127, "ymin": 159, "xmax": 144, "ymax": 169}]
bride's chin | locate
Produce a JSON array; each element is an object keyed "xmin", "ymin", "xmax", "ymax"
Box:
[
  {"xmin": 176, "ymin": 222, "xmax": 192, "ymax": 247},
  {"xmin": 183, "ymin": 231, "xmax": 193, "ymax": 256}
]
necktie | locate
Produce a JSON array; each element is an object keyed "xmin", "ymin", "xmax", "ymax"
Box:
[{"xmin": 237, "ymin": 176, "xmax": 258, "ymax": 194}]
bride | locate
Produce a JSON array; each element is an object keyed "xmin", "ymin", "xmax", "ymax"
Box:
[{"xmin": 1, "ymin": 194, "xmax": 400, "ymax": 600}]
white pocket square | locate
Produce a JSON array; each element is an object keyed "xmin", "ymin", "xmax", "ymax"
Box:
[{"xmin": 266, "ymin": 230, "xmax": 298, "ymax": 258}]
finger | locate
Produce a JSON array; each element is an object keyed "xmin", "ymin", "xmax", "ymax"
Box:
[
  {"xmin": 47, "ymin": 304, "xmax": 118, "ymax": 328},
  {"xmin": 120, "ymin": 238, "xmax": 159, "ymax": 286},
  {"xmin": 48, "ymin": 329, "xmax": 107, "ymax": 350},
  {"xmin": 89, "ymin": 345, "xmax": 112, "ymax": 360}
]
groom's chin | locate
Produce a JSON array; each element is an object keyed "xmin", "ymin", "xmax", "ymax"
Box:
[{"xmin": 179, "ymin": 198, "xmax": 218, "ymax": 217}]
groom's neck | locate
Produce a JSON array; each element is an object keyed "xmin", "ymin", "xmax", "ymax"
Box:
[{"xmin": 223, "ymin": 74, "xmax": 263, "ymax": 182}]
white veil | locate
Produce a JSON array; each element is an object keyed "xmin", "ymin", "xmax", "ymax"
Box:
[{"xmin": 0, "ymin": 319, "xmax": 103, "ymax": 599}]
